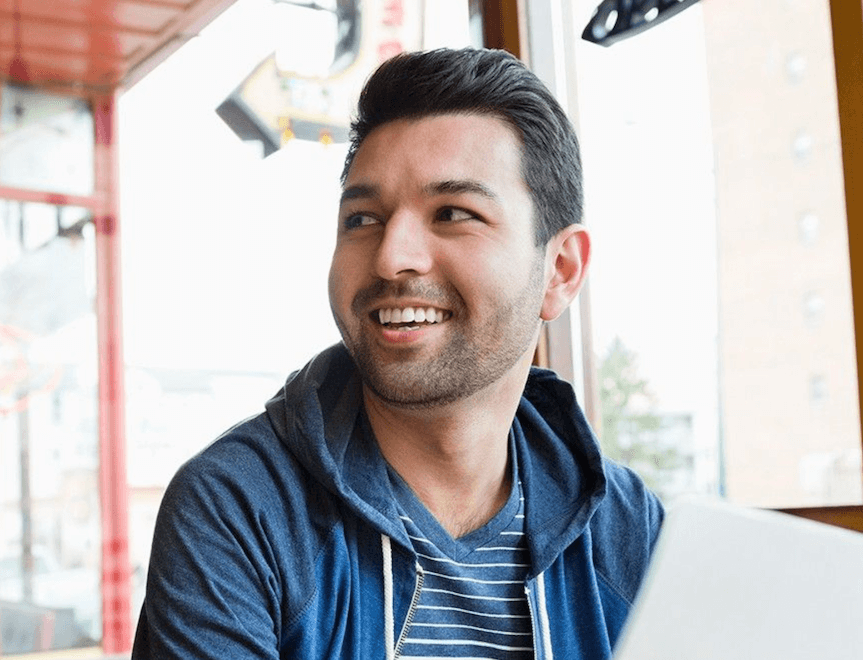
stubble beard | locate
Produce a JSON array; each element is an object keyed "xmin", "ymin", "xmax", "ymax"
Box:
[{"xmin": 339, "ymin": 257, "xmax": 546, "ymax": 410}]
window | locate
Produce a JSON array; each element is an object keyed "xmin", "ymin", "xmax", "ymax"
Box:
[
  {"xmin": 0, "ymin": 87, "xmax": 94, "ymax": 196},
  {"xmin": 0, "ymin": 200, "xmax": 101, "ymax": 651},
  {"xmin": 526, "ymin": 0, "xmax": 863, "ymax": 508},
  {"xmin": 798, "ymin": 212, "xmax": 820, "ymax": 245}
]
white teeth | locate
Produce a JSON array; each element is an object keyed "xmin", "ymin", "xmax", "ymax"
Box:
[{"xmin": 377, "ymin": 306, "xmax": 447, "ymax": 325}]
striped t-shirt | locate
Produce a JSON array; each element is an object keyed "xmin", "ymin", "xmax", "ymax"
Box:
[{"xmin": 387, "ymin": 462, "xmax": 534, "ymax": 659}]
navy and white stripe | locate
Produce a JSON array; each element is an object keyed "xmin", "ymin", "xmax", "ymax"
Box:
[{"xmin": 388, "ymin": 469, "xmax": 534, "ymax": 659}]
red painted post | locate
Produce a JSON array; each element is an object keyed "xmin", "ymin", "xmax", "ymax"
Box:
[{"xmin": 93, "ymin": 91, "xmax": 133, "ymax": 654}]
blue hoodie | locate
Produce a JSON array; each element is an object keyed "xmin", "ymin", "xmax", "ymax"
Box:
[{"xmin": 132, "ymin": 343, "xmax": 663, "ymax": 659}]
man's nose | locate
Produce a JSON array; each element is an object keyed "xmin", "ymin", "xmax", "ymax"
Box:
[{"xmin": 374, "ymin": 212, "xmax": 433, "ymax": 280}]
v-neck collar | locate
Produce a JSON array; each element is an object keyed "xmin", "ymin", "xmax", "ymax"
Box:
[{"xmin": 385, "ymin": 430, "xmax": 522, "ymax": 562}]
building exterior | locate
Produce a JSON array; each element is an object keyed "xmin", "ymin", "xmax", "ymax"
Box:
[{"xmin": 703, "ymin": 0, "xmax": 862, "ymax": 507}]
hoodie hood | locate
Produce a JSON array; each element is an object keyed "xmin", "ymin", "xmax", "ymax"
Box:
[
  {"xmin": 264, "ymin": 343, "xmax": 607, "ymax": 569},
  {"xmin": 517, "ymin": 367, "xmax": 607, "ymax": 575},
  {"xmin": 264, "ymin": 344, "xmax": 410, "ymax": 545}
]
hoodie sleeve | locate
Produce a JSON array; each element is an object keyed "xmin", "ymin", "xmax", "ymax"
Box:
[{"xmin": 131, "ymin": 445, "xmax": 286, "ymax": 660}]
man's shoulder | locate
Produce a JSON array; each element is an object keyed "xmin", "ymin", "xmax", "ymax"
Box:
[
  {"xmin": 588, "ymin": 458, "xmax": 664, "ymax": 604},
  {"xmin": 160, "ymin": 412, "xmax": 335, "ymax": 534},
  {"xmin": 599, "ymin": 458, "xmax": 663, "ymax": 511},
  {"xmin": 173, "ymin": 412, "xmax": 288, "ymax": 486},
  {"xmin": 140, "ymin": 410, "xmax": 357, "ymax": 658}
]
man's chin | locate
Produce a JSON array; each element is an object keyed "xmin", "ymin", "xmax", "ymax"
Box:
[
  {"xmin": 344, "ymin": 335, "xmax": 490, "ymax": 408},
  {"xmin": 358, "ymin": 369, "xmax": 452, "ymax": 409},
  {"xmin": 364, "ymin": 383, "xmax": 463, "ymax": 410}
]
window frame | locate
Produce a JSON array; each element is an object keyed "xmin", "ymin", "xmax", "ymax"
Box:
[
  {"xmin": 0, "ymin": 90, "xmax": 133, "ymax": 651},
  {"xmin": 786, "ymin": 0, "xmax": 863, "ymax": 532}
]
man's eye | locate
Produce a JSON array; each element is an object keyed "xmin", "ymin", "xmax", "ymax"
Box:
[
  {"xmin": 438, "ymin": 208, "xmax": 476, "ymax": 223},
  {"xmin": 344, "ymin": 214, "xmax": 379, "ymax": 229}
]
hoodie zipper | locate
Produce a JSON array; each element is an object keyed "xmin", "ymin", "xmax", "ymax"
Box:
[
  {"xmin": 393, "ymin": 563, "xmax": 424, "ymax": 660},
  {"xmin": 525, "ymin": 585, "xmax": 541, "ymax": 659}
]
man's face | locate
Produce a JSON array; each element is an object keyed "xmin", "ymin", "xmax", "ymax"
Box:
[{"xmin": 328, "ymin": 113, "xmax": 550, "ymax": 408}]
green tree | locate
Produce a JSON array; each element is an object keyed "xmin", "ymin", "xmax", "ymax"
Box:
[{"xmin": 599, "ymin": 337, "xmax": 685, "ymax": 499}]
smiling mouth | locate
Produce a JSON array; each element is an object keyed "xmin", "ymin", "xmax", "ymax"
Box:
[{"xmin": 375, "ymin": 306, "xmax": 452, "ymax": 329}]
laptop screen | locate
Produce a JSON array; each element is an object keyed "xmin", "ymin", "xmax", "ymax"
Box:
[{"xmin": 612, "ymin": 500, "xmax": 863, "ymax": 660}]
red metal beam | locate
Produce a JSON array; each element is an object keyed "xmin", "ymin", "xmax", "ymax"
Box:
[
  {"xmin": 0, "ymin": 10, "xmax": 163, "ymax": 38},
  {"xmin": 0, "ymin": 184, "xmax": 100, "ymax": 208},
  {"xmin": 93, "ymin": 91, "xmax": 132, "ymax": 654}
]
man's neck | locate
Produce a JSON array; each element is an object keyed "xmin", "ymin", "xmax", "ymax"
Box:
[{"xmin": 364, "ymin": 368, "xmax": 528, "ymax": 539}]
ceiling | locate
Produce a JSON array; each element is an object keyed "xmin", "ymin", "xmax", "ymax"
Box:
[{"xmin": 0, "ymin": 0, "xmax": 238, "ymax": 94}]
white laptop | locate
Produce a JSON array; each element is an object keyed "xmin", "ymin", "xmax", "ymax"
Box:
[{"xmin": 612, "ymin": 499, "xmax": 863, "ymax": 660}]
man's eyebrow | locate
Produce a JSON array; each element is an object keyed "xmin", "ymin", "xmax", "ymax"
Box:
[
  {"xmin": 340, "ymin": 184, "xmax": 378, "ymax": 204},
  {"xmin": 425, "ymin": 179, "xmax": 499, "ymax": 201},
  {"xmin": 340, "ymin": 180, "xmax": 499, "ymax": 204}
]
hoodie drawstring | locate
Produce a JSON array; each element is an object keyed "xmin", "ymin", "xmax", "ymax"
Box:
[
  {"xmin": 536, "ymin": 571, "xmax": 554, "ymax": 658},
  {"xmin": 382, "ymin": 534, "xmax": 395, "ymax": 660}
]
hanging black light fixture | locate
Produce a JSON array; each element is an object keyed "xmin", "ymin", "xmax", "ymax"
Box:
[{"xmin": 582, "ymin": 0, "xmax": 703, "ymax": 47}]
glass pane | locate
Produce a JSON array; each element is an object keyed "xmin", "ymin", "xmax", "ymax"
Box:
[
  {"xmin": 703, "ymin": 0, "xmax": 861, "ymax": 507},
  {"xmin": 564, "ymin": 0, "xmax": 862, "ymax": 506},
  {"xmin": 0, "ymin": 201, "xmax": 101, "ymax": 653},
  {"xmin": 121, "ymin": 0, "xmax": 473, "ymax": 635},
  {"xmin": 0, "ymin": 87, "xmax": 94, "ymax": 196}
]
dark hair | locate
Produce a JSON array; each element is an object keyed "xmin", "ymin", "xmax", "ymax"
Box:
[{"xmin": 342, "ymin": 48, "xmax": 584, "ymax": 246}]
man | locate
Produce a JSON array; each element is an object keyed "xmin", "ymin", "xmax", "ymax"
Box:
[{"xmin": 132, "ymin": 48, "xmax": 662, "ymax": 659}]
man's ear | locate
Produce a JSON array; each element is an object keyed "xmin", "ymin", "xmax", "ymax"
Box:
[{"xmin": 541, "ymin": 224, "xmax": 591, "ymax": 322}]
